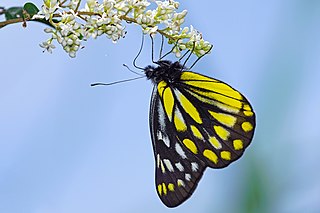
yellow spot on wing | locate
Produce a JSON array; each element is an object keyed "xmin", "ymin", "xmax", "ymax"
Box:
[
  {"xmin": 242, "ymin": 122, "xmax": 253, "ymax": 132},
  {"xmin": 203, "ymin": 149, "xmax": 218, "ymax": 164},
  {"xmin": 168, "ymin": 183, "xmax": 175, "ymax": 191},
  {"xmin": 244, "ymin": 110, "xmax": 253, "ymax": 117},
  {"xmin": 183, "ymin": 139, "xmax": 198, "ymax": 154},
  {"xmin": 177, "ymin": 179, "xmax": 185, "ymax": 187},
  {"xmin": 243, "ymin": 104, "xmax": 251, "ymax": 111},
  {"xmin": 157, "ymin": 81, "xmax": 167, "ymax": 97},
  {"xmin": 233, "ymin": 139, "xmax": 243, "ymax": 150},
  {"xmin": 220, "ymin": 151, "xmax": 231, "ymax": 160},
  {"xmin": 209, "ymin": 111, "xmax": 237, "ymax": 127},
  {"xmin": 160, "ymin": 160, "xmax": 165, "ymax": 173},
  {"xmin": 190, "ymin": 125, "xmax": 203, "ymax": 139},
  {"xmin": 209, "ymin": 136, "xmax": 222, "ymax": 149},
  {"xmin": 243, "ymin": 104, "xmax": 254, "ymax": 116},
  {"xmin": 158, "ymin": 184, "xmax": 162, "ymax": 196},
  {"xmin": 180, "ymin": 71, "xmax": 243, "ymax": 100},
  {"xmin": 214, "ymin": 125, "xmax": 230, "ymax": 140},
  {"xmin": 211, "ymin": 93, "xmax": 243, "ymax": 109},
  {"xmin": 180, "ymin": 72, "xmax": 217, "ymax": 82},
  {"xmin": 188, "ymin": 87, "xmax": 243, "ymax": 109},
  {"xmin": 176, "ymin": 90, "xmax": 202, "ymax": 124},
  {"xmin": 184, "ymin": 89, "xmax": 241, "ymax": 113},
  {"xmin": 174, "ymin": 111, "xmax": 187, "ymax": 132},
  {"xmin": 162, "ymin": 183, "xmax": 167, "ymax": 195},
  {"xmin": 213, "ymin": 83, "xmax": 242, "ymax": 100},
  {"xmin": 161, "ymin": 86, "xmax": 174, "ymax": 121},
  {"xmin": 188, "ymin": 82, "xmax": 242, "ymax": 100}
]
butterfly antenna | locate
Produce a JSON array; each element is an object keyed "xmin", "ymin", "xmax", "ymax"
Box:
[
  {"xmin": 133, "ymin": 33, "xmax": 145, "ymax": 71},
  {"xmin": 182, "ymin": 41, "xmax": 196, "ymax": 69},
  {"xmin": 159, "ymin": 38, "xmax": 181, "ymax": 61},
  {"xmin": 123, "ymin": 64, "xmax": 145, "ymax": 76},
  {"xmin": 91, "ymin": 76, "xmax": 145, "ymax": 87},
  {"xmin": 159, "ymin": 34, "xmax": 164, "ymax": 59},
  {"xmin": 189, "ymin": 44, "xmax": 213, "ymax": 70},
  {"xmin": 150, "ymin": 34, "xmax": 156, "ymax": 63},
  {"xmin": 178, "ymin": 49, "xmax": 191, "ymax": 62}
]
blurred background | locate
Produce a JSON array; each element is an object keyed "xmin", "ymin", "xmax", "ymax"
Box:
[{"xmin": 1, "ymin": 0, "xmax": 320, "ymax": 212}]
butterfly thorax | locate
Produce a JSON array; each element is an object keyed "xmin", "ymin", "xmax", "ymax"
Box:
[{"xmin": 145, "ymin": 60, "xmax": 185, "ymax": 84}]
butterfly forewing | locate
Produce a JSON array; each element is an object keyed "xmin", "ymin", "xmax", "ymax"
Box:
[
  {"xmin": 174, "ymin": 71, "xmax": 256, "ymax": 168},
  {"xmin": 149, "ymin": 70, "xmax": 255, "ymax": 207}
]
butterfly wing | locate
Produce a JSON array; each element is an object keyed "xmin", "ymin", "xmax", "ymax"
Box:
[
  {"xmin": 149, "ymin": 86, "xmax": 206, "ymax": 207},
  {"xmin": 149, "ymin": 71, "xmax": 256, "ymax": 207},
  {"xmin": 173, "ymin": 71, "xmax": 256, "ymax": 168}
]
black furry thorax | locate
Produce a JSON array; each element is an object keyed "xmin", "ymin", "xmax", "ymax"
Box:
[{"xmin": 144, "ymin": 60, "xmax": 185, "ymax": 84}]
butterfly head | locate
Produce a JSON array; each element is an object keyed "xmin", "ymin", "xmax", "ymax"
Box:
[{"xmin": 145, "ymin": 60, "xmax": 185, "ymax": 84}]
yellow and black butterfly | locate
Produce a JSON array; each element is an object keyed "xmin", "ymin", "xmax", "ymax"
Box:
[
  {"xmin": 92, "ymin": 41, "xmax": 255, "ymax": 207},
  {"xmin": 144, "ymin": 59, "xmax": 256, "ymax": 207}
]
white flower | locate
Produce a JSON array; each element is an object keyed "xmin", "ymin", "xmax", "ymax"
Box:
[
  {"xmin": 36, "ymin": 0, "xmax": 212, "ymax": 58},
  {"xmin": 32, "ymin": 14, "xmax": 45, "ymax": 19},
  {"xmin": 85, "ymin": 0, "xmax": 99, "ymax": 12},
  {"xmin": 39, "ymin": 41, "xmax": 56, "ymax": 53},
  {"xmin": 44, "ymin": 28, "xmax": 54, "ymax": 33},
  {"xmin": 103, "ymin": 0, "xmax": 115, "ymax": 12},
  {"xmin": 59, "ymin": 23, "xmax": 73, "ymax": 37},
  {"xmin": 43, "ymin": 0, "xmax": 58, "ymax": 8},
  {"xmin": 67, "ymin": 0, "xmax": 80, "ymax": 10},
  {"xmin": 143, "ymin": 25, "xmax": 158, "ymax": 34},
  {"xmin": 69, "ymin": 51, "xmax": 76, "ymax": 58},
  {"xmin": 39, "ymin": 0, "xmax": 59, "ymax": 20}
]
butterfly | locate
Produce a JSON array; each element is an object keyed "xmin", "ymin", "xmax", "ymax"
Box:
[{"xmin": 144, "ymin": 60, "xmax": 256, "ymax": 207}]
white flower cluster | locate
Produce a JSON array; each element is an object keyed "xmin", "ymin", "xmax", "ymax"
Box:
[{"xmin": 35, "ymin": 0, "xmax": 212, "ymax": 58}]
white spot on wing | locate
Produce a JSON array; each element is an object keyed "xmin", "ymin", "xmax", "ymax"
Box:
[
  {"xmin": 177, "ymin": 179, "xmax": 185, "ymax": 187},
  {"xmin": 191, "ymin": 162, "xmax": 199, "ymax": 172},
  {"xmin": 174, "ymin": 107, "xmax": 186, "ymax": 128},
  {"xmin": 163, "ymin": 159, "xmax": 174, "ymax": 172},
  {"xmin": 175, "ymin": 143, "xmax": 187, "ymax": 159},
  {"xmin": 173, "ymin": 88, "xmax": 182, "ymax": 101},
  {"xmin": 157, "ymin": 100, "xmax": 166, "ymax": 131},
  {"xmin": 157, "ymin": 131, "xmax": 170, "ymax": 147},
  {"xmin": 214, "ymin": 101, "xmax": 240, "ymax": 113},
  {"xmin": 185, "ymin": 173, "xmax": 191, "ymax": 181},
  {"xmin": 157, "ymin": 154, "xmax": 160, "ymax": 168},
  {"xmin": 175, "ymin": 162, "xmax": 184, "ymax": 172}
]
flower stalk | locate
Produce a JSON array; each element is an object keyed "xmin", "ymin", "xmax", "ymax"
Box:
[{"xmin": 1, "ymin": 0, "xmax": 213, "ymax": 58}]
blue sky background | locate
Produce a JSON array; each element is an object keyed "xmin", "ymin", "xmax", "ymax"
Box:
[{"xmin": 1, "ymin": 1, "xmax": 320, "ymax": 212}]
